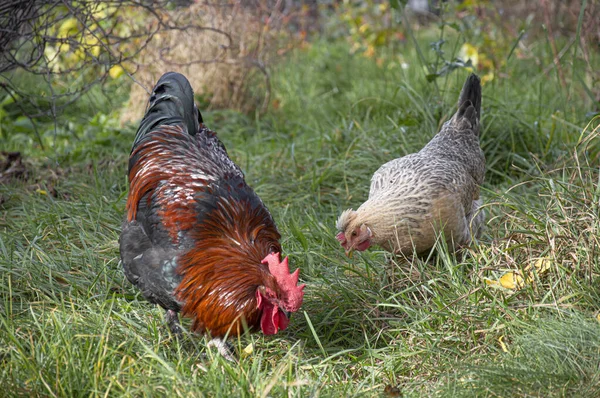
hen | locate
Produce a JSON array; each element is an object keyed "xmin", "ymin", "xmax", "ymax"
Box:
[
  {"xmin": 336, "ymin": 74, "xmax": 485, "ymax": 256},
  {"xmin": 119, "ymin": 72, "xmax": 304, "ymax": 357}
]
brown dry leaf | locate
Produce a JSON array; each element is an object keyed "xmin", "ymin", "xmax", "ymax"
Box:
[
  {"xmin": 0, "ymin": 152, "xmax": 28, "ymax": 183},
  {"xmin": 383, "ymin": 384, "xmax": 402, "ymax": 397}
]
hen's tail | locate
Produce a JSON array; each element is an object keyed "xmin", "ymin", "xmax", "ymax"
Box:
[
  {"xmin": 132, "ymin": 72, "xmax": 202, "ymax": 150},
  {"xmin": 455, "ymin": 74, "xmax": 481, "ymax": 129}
]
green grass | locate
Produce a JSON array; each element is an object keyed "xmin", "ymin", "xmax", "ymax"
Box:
[{"xmin": 1, "ymin": 24, "xmax": 600, "ymax": 397}]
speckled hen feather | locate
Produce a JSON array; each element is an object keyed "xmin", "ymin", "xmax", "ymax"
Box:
[
  {"xmin": 119, "ymin": 72, "xmax": 302, "ymax": 340},
  {"xmin": 336, "ymin": 74, "xmax": 485, "ymax": 255}
]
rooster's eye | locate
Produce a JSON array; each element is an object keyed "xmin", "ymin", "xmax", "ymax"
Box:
[
  {"xmin": 269, "ymin": 245, "xmax": 277, "ymax": 254},
  {"xmin": 351, "ymin": 231, "xmax": 357, "ymax": 237}
]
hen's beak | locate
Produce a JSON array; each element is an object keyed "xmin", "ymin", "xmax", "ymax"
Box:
[{"xmin": 345, "ymin": 248, "xmax": 354, "ymax": 258}]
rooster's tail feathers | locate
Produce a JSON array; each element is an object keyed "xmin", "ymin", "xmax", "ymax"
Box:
[
  {"xmin": 455, "ymin": 73, "xmax": 481, "ymax": 128},
  {"xmin": 133, "ymin": 72, "xmax": 202, "ymax": 149}
]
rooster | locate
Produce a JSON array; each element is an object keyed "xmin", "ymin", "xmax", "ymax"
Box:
[
  {"xmin": 119, "ymin": 72, "xmax": 304, "ymax": 358},
  {"xmin": 336, "ymin": 74, "xmax": 485, "ymax": 256}
]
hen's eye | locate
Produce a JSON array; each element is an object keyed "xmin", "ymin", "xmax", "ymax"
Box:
[
  {"xmin": 269, "ymin": 245, "xmax": 278, "ymax": 253},
  {"xmin": 351, "ymin": 231, "xmax": 357, "ymax": 237}
]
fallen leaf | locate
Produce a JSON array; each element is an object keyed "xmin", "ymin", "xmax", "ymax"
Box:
[
  {"xmin": 532, "ymin": 257, "xmax": 551, "ymax": 273},
  {"xmin": 242, "ymin": 343, "xmax": 253, "ymax": 357},
  {"xmin": 383, "ymin": 384, "xmax": 402, "ymax": 397},
  {"xmin": 499, "ymin": 272, "xmax": 524, "ymax": 290},
  {"xmin": 484, "ymin": 278, "xmax": 499, "ymax": 287},
  {"xmin": 498, "ymin": 335, "xmax": 509, "ymax": 353}
]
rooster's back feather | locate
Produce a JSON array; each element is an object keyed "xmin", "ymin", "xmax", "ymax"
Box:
[
  {"xmin": 119, "ymin": 72, "xmax": 287, "ymax": 337},
  {"xmin": 133, "ymin": 71, "xmax": 201, "ymax": 149}
]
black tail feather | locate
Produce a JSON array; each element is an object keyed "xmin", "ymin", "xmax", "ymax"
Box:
[
  {"xmin": 132, "ymin": 72, "xmax": 202, "ymax": 150},
  {"xmin": 456, "ymin": 73, "xmax": 481, "ymax": 125}
]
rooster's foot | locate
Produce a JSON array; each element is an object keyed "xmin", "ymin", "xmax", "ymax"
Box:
[
  {"xmin": 165, "ymin": 309, "xmax": 183, "ymax": 336},
  {"xmin": 207, "ymin": 338, "xmax": 236, "ymax": 362}
]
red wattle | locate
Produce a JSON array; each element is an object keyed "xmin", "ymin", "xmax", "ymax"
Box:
[
  {"xmin": 356, "ymin": 239, "xmax": 371, "ymax": 251},
  {"xmin": 277, "ymin": 310, "xmax": 289, "ymax": 331},
  {"xmin": 259, "ymin": 298, "xmax": 290, "ymax": 335}
]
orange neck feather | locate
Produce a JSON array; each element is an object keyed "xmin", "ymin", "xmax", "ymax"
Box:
[{"xmin": 174, "ymin": 194, "xmax": 282, "ymax": 337}]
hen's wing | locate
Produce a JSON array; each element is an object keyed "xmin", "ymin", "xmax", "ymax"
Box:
[
  {"xmin": 369, "ymin": 75, "xmax": 483, "ymax": 204},
  {"xmin": 368, "ymin": 154, "xmax": 421, "ymax": 199}
]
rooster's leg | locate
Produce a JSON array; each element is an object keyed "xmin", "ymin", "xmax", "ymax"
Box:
[
  {"xmin": 207, "ymin": 338, "xmax": 236, "ymax": 362},
  {"xmin": 165, "ymin": 309, "xmax": 183, "ymax": 336}
]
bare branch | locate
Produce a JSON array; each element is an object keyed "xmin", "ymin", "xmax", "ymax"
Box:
[{"xmin": 0, "ymin": 0, "xmax": 313, "ymax": 131}]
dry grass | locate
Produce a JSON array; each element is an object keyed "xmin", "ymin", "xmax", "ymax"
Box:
[{"xmin": 121, "ymin": 1, "xmax": 297, "ymax": 124}]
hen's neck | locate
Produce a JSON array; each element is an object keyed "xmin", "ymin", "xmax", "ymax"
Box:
[{"xmin": 355, "ymin": 197, "xmax": 428, "ymax": 251}]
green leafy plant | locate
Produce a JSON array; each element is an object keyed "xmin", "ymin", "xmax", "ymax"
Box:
[{"xmin": 339, "ymin": 0, "xmax": 404, "ymax": 60}]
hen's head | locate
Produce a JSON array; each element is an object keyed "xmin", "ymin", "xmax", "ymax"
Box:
[
  {"xmin": 335, "ymin": 209, "xmax": 373, "ymax": 256},
  {"xmin": 256, "ymin": 253, "xmax": 305, "ymax": 335}
]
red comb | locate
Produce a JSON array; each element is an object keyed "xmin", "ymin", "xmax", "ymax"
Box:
[{"xmin": 262, "ymin": 252, "xmax": 305, "ymax": 312}]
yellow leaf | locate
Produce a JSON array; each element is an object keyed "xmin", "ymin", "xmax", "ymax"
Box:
[
  {"xmin": 84, "ymin": 34, "xmax": 101, "ymax": 57},
  {"xmin": 499, "ymin": 272, "xmax": 524, "ymax": 290},
  {"xmin": 91, "ymin": 45, "xmax": 101, "ymax": 58},
  {"xmin": 242, "ymin": 343, "xmax": 253, "ymax": 357},
  {"xmin": 109, "ymin": 65, "xmax": 124, "ymax": 79},
  {"xmin": 484, "ymin": 278, "xmax": 499, "ymax": 286},
  {"xmin": 596, "ymin": 313, "xmax": 600, "ymax": 322},
  {"xmin": 533, "ymin": 257, "xmax": 551, "ymax": 274},
  {"xmin": 92, "ymin": 4, "xmax": 114, "ymax": 20},
  {"xmin": 36, "ymin": 189, "xmax": 47, "ymax": 195},
  {"xmin": 364, "ymin": 45, "xmax": 375, "ymax": 58},
  {"xmin": 358, "ymin": 23, "xmax": 369, "ymax": 34},
  {"xmin": 459, "ymin": 43, "xmax": 479, "ymax": 68},
  {"xmin": 58, "ymin": 18, "xmax": 79, "ymax": 39},
  {"xmin": 44, "ymin": 46, "xmax": 60, "ymax": 72},
  {"xmin": 521, "ymin": 257, "xmax": 552, "ymax": 283},
  {"xmin": 481, "ymin": 72, "xmax": 494, "ymax": 85},
  {"xmin": 498, "ymin": 335, "xmax": 509, "ymax": 353},
  {"xmin": 56, "ymin": 42, "xmax": 70, "ymax": 54},
  {"xmin": 72, "ymin": 47, "xmax": 86, "ymax": 63}
]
